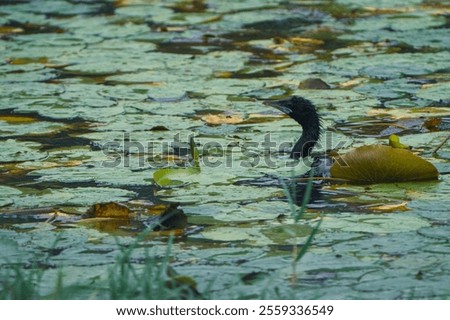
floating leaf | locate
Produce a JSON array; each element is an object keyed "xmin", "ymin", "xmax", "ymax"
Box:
[
  {"xmin": 0, "ymin": 139, "xmax": 47, "ymax": 163},
  {"xmin": 367, "ymin": 201, "xmax": 409, "ymax": 213},
  {"xmin": 153, "ymin": 167, "xmax": 201, "ymax": 187},
  {"xmin": 146, "ymin": 206, "xmax": 188, "ymax": 231},
  {"xmin": 0, "ymin": 186, "xmax": 22, "ymax": 207},
  {"xmin": 298, "ymin": 78, "xmax": 330, "ymax": 90},
  {"xmin": 0, "ymin": 26, "xmax": 23, "ymax": 35},
  {"xmin": 85, "ymin": 202, "xmax": 133, "ymax": 219},
  {"xmin": 80, "ymin": 201, "xmax": 187, "ymax": 234},
  {"xmin": 330, "ymin": 145, "xmax": 439, "ymax": 183},
  {"xmin": 201, "ymin": 113, "xmax": 244, "ymax": 125},
  {"xmin": 0, "ymin": 115, "xmax": 36, "ymax": 124},
  {"xmin": 153, "ymin": 137, "xmax": 201, "ymax": 187},
  {"xmin": 423, "ymin": 118, "xmax": 442, "ymax": 131},
  {"xmin": 416, "ymin": 82, "xmax": 450, "ymax": 103}
]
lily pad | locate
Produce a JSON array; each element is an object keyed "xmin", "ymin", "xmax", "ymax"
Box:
[
  {"xmin": 416, "ymin": 82, "xmax": 450, "ymax": 104},
  {"xmin": 0, "ymin": 139, "xmax": 46, "ymax": 163},
  {"xmin": 12, "ymin": 187, "xmax": 136, "ymax": 209},
  {"xmin": 322, "ymin": 213, "xmax": 429, "ymax": 234},
  {"xmin": 153, "ymin": 167, "xmax": 201, "ymax": 187},
  {"xmin": 153, "ymin": 136, "xmax": 200, "ymax": 187},
  {"xmin": 330, "ymin": 145, "xmax": 439, "ymax": 183},
  {"xmin": 0, "ymin": 186, "xmax": 22, "ymax": 207}
]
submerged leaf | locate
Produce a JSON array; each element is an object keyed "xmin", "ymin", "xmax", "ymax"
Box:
[{"xmin": 330, "ymin": 145, "xmax": 439, "ymax": 183}]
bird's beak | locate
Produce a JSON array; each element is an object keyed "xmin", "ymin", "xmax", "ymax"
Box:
[{"xmin": 263, "ymin": 100, "xmax": 291, "ymax": 115}]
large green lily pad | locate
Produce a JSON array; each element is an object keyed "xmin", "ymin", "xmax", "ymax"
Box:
[{"xmin": 330, "ymin": 145, "xmax": 439, "ymax": 183}]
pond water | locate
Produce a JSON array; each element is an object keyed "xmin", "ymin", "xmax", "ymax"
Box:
[{"xmin": 1, "ymin": 0, "xmax": 449, "ymax": 299}]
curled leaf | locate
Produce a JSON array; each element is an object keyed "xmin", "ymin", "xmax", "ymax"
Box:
[
  {"xmin": 330, "ymin": 145, "xmax": 439, "ymax": 183},
  {"xmin": 298, "ymin": 78, "xmax": 330, "ymax": 90},
  {"xmin": 153, "ymin": 137, "xmax": 201, "ymax": 187},
  {"xmin": 388, "ymin": 134, "xmax": 410, "ymax": 149},
  {"xmin": 153, "ymin": 167, "xmax": 201, "ymax": 187}
]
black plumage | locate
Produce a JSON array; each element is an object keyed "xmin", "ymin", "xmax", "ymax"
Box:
[{"xmin": 264, "ymin": 96, "xmax": 322, "ymax": 159}]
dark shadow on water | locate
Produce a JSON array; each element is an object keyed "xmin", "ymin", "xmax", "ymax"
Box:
[{"xmin": 234, "ymin": 173, "xmax": 351, "ymax": 211}]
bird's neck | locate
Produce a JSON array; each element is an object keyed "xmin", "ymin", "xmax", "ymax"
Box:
[{"xmin": 291, "ymin": 118, "xmax": 321, "ymax": 159}]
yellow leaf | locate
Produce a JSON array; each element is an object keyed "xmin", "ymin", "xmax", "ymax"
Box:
[
  {"xmin": 288, "ymin": 37, "xmax": 324, "ymax": 46},
  {"xmin": 9, "ymin": 57, "xmax": 48, "ymax": 65},
  {"xmin": 330, "ymin": 145, "xmax": 439, "ymax": 183},
  {"xmin": 368, "ymin": 201, "xmax": 409, "ymax": 213},
  {"xmin": 0, "ymin": 115, "xmax": 36, "ymax": 124},
  {"xmin": 339, "ymin": 78, "xmax": 367, "ymax": 88},
  {"xmin": 214, "ymin": 71, "xmax": 233, "ymax": 78},
  {"xmin": 0, "ymin": 26, "xmax": 23, "ymax": 35},
  {"xmin": 153, "ymin": 167, "xmax": 200, "ymax": 187},
  {"xmin": 201, "ymin": 113, "xmax": 243, "ymax": 125},
  {"xmin": 388, "ymin": 134, "xmax": 410, "ymax": 149}
]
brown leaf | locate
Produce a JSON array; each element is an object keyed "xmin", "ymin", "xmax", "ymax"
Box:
[
  {"xmin": 201, "ymin": 113, "xmax": 243, "ymax": 125},
  {"xmin": 330, "ymin": 145, "xmax": 439, "ymax": 183},
  {"xmin": 85, "ymin": 202, "xmax": 133, "ymax": 219},
  {"xmin": 423, "ymin": 117, "xmax": 442, "ymax": 131}
]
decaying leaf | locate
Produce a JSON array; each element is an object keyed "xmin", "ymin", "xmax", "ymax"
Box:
[
  {"xmin": 288, "ymin": 37, "xmax": 324, "ymax": 46},
  {"xmin": 0, "ymin": 26, "xmax": 23, "ymax": 35},
  {"xmin": 0, "ymin": 115, "xmax": 37, "ymax": 124},
  {"xmin": 85, "ymin": 202, "xmax": 133, "ymax": 219},
  {"xmin": 201, "ymin": 113, "xmax": 243, "ymax": 125},
  {"xmin": 367, "ymin": 201, "xmax": 409, "ymax": 213},
  {"xmin": 423, "ymin": 118, "xmax": 442, "ymax": 131},
  {"xmin": 330, "ymin": 145, "xmax": 439, "ymax": 183},
  {"xmin": 145, "ymin": 204, "xmax": 187, "ymax": 230},
  {"xmin": 82, "ymin": 201, "xmax": 187, "ymax": 233},
  {"xmin": 339, "ymin": 78, "xmax": 368, "ymax": 88}
]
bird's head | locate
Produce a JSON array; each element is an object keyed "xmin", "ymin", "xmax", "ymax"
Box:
[
  {"xmin": 264, "ymin": 96, "xmax": 319, "ymax": 127},
  {"xmin": 264, "ymin": 96, "xmax": 322, "ymax": 158}
]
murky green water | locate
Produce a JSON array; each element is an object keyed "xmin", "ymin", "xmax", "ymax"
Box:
[{"xmin": 1, "ymin": 0, "xmax": 449, "ymax": 299}]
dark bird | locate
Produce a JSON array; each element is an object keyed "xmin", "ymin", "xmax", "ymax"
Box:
[
  {"xmin": 235, "ymin": 96, "xmax": 330, "ymax": 206},
  {"xmin": 264, "ymin": 96, "xmax": 439, "ymax": 182},
  {"xmin": 264, "ymin": 96, "xmax": 322, "ymax": 159}
]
